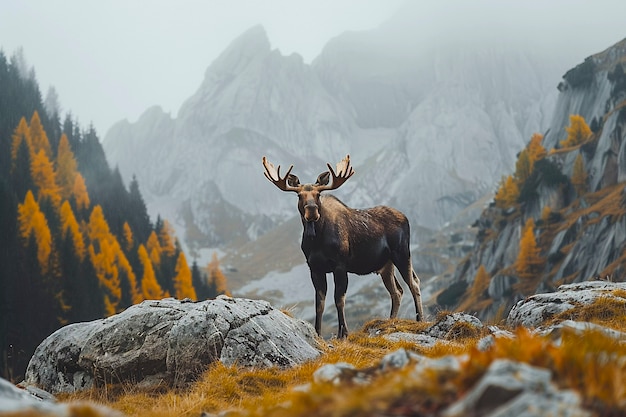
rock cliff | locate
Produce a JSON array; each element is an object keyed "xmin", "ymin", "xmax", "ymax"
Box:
[{"xmin": 448, "ymin": 38, "xmax": 626, "ymax": 320}]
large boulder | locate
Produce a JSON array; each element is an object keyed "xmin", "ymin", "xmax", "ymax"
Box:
[
  {"xmin": 25, "ymin": 296, "xmax": 321, "ymax": 394},
  {"xmin": 507, "ymin": 281, "xmax": 626, "ymax": 327}
]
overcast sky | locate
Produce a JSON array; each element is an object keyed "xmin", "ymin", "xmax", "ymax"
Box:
[
  {"xmin": 0, "ymin": 0, "xmax": 403, "ymax": 136},
  {"xmin": 2, "ymin": 1, "xmax": 626, "ymax": 137}
]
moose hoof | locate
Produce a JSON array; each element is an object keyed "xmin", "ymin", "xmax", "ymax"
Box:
[{"xmin": 337, "ymin": 325, "xmax": 349, "ymax": 339}]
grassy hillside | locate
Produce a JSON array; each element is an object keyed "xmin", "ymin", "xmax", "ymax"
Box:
[{"xmin": 38, "ymin": 289, "xmax": 626, "ymax": 417}]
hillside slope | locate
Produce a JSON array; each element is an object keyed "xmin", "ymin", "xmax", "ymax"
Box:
[{"xmin": 447, "ymin": 38, "xmax": 626, "ymax": 320}]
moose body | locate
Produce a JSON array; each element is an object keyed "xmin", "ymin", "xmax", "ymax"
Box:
[{"xmin": 262, "ymin": 155, "xmax": 424, "ymax": 338}]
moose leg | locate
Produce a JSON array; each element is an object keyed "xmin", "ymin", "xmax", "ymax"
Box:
[
  {"xmin": 333, "ymin": 269, "xmax": 349, "ymax": 338},
  {"xmin": 393, "ymin": 255, "xmax": 424, "ymax": 322},
  {"xmin": 311, "ymin": 271, "xmax": 327, "ymax": 336},
  {"xmin": 380, "ymin": 261, "xmax": 403, "ymax": 318}
]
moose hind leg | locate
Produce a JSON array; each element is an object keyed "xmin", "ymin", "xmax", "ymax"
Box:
[
  {"xmin": 311, "ymin": 271, "xmax": 327, "ymax": 336},
  {"xmin": 333, "ymin": 269, "xmax": 349, "ymax": 338},
  {"xmin": 380, "ymin": 261, "xmax": 402, "ymax": 318},
  {"xmin": 393, "ymin": 255, "xmax": 424, "ymax": 322}
]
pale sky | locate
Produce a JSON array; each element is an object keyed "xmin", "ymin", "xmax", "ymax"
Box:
[
  {"xmin": 0, "ymin": 0, "xmax": 404, "ymax": 136},
  {"xmin": 2, "ymin": 0, "xmax": 626, "ymax": 137}
]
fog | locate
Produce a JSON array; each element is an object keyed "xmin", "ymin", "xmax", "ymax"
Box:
[{"xmin": 1, "ymin": 0, "xmax": 625, "ymax": 136}]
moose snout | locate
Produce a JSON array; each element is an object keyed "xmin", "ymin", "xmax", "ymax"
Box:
[{"xmin": 304, "ymin": 203, "xmax": 320, "ymax": 222}]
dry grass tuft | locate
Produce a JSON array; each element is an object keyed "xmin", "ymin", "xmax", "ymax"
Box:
[
  {"xmin": 546, "ymin": 294, "xmax": 626, "ymax": 332},
  {"xmin": 361, "ymin": 317, "xmax": 430, "ymax": 335}
]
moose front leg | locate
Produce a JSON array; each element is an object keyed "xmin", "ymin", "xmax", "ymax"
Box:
[
  {"xmin": 333, "ymin": 269, "xmax": 349, "ymax": 338},
  {"xmin": 311, "ymin": 271, "xmax": 327, "ymax": 336}
]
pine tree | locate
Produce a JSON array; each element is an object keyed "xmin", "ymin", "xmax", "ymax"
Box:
[
  {"xmin": 516, "ymin": 218, "xmax": 542, "ymax": 280},
  {"xmin": 207, "ymin": 253, "xmax": 230, "ymax": 297},
  {"xmin": 191, "ymin": 260, "xmax": 211, "ymax": 300},
  {"xmin": 571, "ymin": 153, "xmax": 587, "ymax": 196},
  {"xmin": 560, "ymin": 115, "xmax": 591, "ymax": 148},
  {"xmin": 173, "ymin": 252, "xmax": 197, "ymax": 300},
  {"xmin": 138, "ymin": 244, "xmax": 166, "ymax": 300}
]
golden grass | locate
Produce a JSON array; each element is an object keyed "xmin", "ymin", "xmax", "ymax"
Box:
[{"xmin": 53, "ymin": 295, "xmax": 626, "ymax": 416}]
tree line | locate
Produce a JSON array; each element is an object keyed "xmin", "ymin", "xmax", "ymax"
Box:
[{"xmin": 0, "ymin": 50, "xmax": 229, "ymax": 382}]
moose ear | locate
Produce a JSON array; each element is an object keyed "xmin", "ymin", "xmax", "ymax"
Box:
[
  {"xmin": 287, "ymin": 174, "xmax": 301, "ymax": 187},
  {"xmin": 315, "ymin": 171, "xmax": 331, "ymax": 186}
]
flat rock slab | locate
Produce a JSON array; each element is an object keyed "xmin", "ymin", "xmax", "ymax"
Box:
[
  {"xmin": 25, "ymin": 297, "xmax": 321, "ymax": 394},
  {"xmin": 507, "ymin": 281, "xmax": 626, "ymax": 327}
]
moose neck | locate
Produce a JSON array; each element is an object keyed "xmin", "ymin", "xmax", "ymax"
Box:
[{"xmin": 303, "ymin": 220, "xmax": 317, "ymax": 238}]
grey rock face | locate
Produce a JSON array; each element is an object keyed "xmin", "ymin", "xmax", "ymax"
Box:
[
  {"xmin": 25, "ymin": 297, "xmax": 321, "ymax": 393},
  {"xmin": 442, "ymin": 359, "xmax": 589, "ymax": 417},
  {"xmin": 507, "ymin": 281, "xmax": 626, "ymax": 327}
]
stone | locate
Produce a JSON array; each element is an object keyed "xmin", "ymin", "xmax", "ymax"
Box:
[
  {"xmin": 442, "ymin": 359, "xmax": 589, "ymax": 417},
  {"xmin": 25, "ymin": 297, "xmax": 321, "ymax": 393},
  {"xmin": 0, "ymin": 376, "xmax": 122, "ymax": 416},
  {"xmin": 427, "ymin": 312, "xmax": 483, "ymax": 339},
  {"xmin": 507, "ymin": 281, "xmax": 626, "ymax": 327}
]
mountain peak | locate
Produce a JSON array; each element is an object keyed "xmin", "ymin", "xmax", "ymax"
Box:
[{"xmin": 208, "ymin": 24, "xmax": 271, "ymax": 74}]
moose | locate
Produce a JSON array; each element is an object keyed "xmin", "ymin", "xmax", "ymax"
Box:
[{"xmin": 262, "ymin": 154, "xmax": 424, "ymax": 338}]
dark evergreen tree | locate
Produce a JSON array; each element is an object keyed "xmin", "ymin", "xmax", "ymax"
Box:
[{"xmin": 191, "ymin": 260, "xmax": 211, "ymax": 300}]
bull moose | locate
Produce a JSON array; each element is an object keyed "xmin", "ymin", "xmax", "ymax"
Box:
[{"xmin": 262, "ymin": 155, "xmax": 424, "ymax": 338}]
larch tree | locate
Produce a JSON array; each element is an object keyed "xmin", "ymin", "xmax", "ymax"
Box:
[
  {"xmin": 158, "ymin": 220, "xmax": 177, "ymax": 258},
  {"xmin": 122, "ymin": 222, "xmax": 134, "ymax": 252},
  {"xmin": 29, "ymin": 111, "xmax": 52, "ymax": 159},
  {"xmin": 560, "ymin": 115, "xmax": 591, "ymax": 148},
  {"xmin": 495, "ymin": 175, "xmax": 519, "ymax": 208},
  {"xmin": 118, "ymin": 250, "xmax": 142, "ymax": 305},
  {"xmin": 17, "ymin": 191, "xmax": 52, "ymax": 274},
  {"xmin": 87, "ymin": 205, "xmax": 122, "ymax": 316},
  {"xmin": 516, "ymin": 218, "xmax": 542, "ymax": 280},
  {"xmin": 10, "ymin": 117, "xmax": 30, "ymax": 169},
  {"xmin": 207, "ymin": 252, "xmax": 230, "ymax": 297},
  {"xmin": 55, "ymin": 133, "xmax": 78, "ymax": 200},
  {"xmin": 571, "ymin": 153, "xmax": 588, "ymax": 196},
  {"xmin": 527, "ymin": 133, "xmax": 547, "ymax": 163},
  {"xmin": 60, "ymin": 201, "xmax": 85, "ymax": 261},
  {"xmin": 470, "ymin": 265, "xmax": 490, "ymax": 300},
  {"xmin": 146, "ymin": 231, "xmax": 162, "ymax": 267},
  {"xmin": 173, "ymin": 252, "xmax": 197, "ymax": 300},
  {"xmin": 30, "ymin": 149, "xmax": 61, "ymax": 209},
  {"xmin": 72, "ymin": 172, "xmax": 90, "ymax": 211},
  {"xmin": 138, "ymin": 244, "xmax": 166, "ymax": 300},
  {"xmin": 515, "ymin": 149, "xmax": 532, "ymax": 185}
]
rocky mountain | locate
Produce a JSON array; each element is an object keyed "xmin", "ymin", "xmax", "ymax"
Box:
[
  {"xmin": 104, "ymin": 13, "xmax": 565, "ymax": 248},
  {"xmin": 448, "ymin": 38, "xmax": 626, "ymax": 320},
  {"xmin": 102, "ymin": 6, "xmax": 585, "ymax": 329}
]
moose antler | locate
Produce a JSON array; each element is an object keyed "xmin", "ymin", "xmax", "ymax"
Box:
[
  {"xmin": 262, "ymin": 156, "xmax": 300, "ymax": 192},
  {"xmin": 317, "ymin": 154, "xmax": 355, "ymax": 191}
]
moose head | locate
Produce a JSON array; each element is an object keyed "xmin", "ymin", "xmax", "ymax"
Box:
[{"xmin": 262, "ymin": 155, "xmax": 354, "ymax": 236}]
